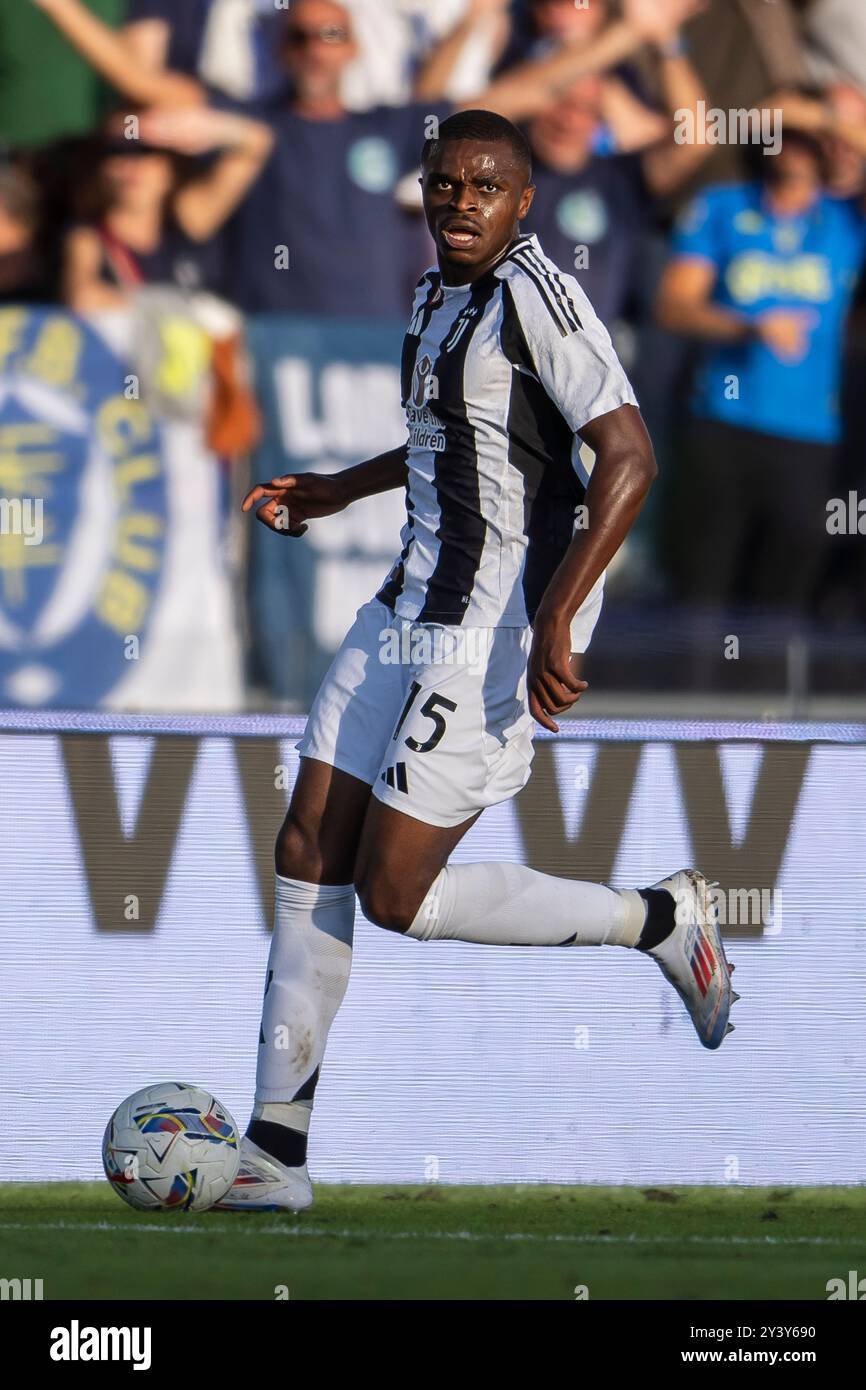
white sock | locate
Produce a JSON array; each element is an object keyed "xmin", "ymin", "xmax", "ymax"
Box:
[
  {"xmin": 406, "ymin": 863, "xmax": 646, "ymax": 947},
  {"xmin": 254, "ymin": 875, "xmax": 355, "ymax": 1122}
]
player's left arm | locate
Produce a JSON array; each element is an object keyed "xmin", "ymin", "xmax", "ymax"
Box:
[
  {"xmin": 528, "ymin": 404, "xmax": 656, "ymax": 732},
  {"xmin": 243, "ymin": 445, "xmax": 409, "ymax": 538}
]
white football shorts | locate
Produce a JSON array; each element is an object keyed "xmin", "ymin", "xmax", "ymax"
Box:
[{"xmin": 297, "ymin": 580, "xmax": 604, "ymax": 828}]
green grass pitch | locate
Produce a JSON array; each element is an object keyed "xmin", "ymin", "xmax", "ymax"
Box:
[{"xmin": 3, "ymin": 1183, "xmax": 865, "ymax": 1300}]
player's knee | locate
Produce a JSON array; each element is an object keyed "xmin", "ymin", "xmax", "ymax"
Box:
[
  {"xmin": 355, "ymin": 869, "xmax": 418, "ymax": 935},
  {"xmin": 275, "ymin": 814, "xmax": 324, "ymax": 882}
]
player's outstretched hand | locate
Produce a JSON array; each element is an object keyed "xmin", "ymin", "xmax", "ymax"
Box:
[
  {"xmin": 527, "ymin": 614, "xmax": 588, "ymax": 734},
  {"xmin": 241, "ymin": 473, "xmax": 348, "ymax": 538}
]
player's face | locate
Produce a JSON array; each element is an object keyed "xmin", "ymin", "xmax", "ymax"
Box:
[{"xmin": 422, "ymin": 140, "xmax": 535, "ymax": 285}]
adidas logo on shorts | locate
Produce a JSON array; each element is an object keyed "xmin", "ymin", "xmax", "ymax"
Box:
[{"xmin": 381, "ymin": 763, "xmax": 409, "ymax": 794}]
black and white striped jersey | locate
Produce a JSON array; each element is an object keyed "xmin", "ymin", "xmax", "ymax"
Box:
[{"xmin": 377, "ymin": 232, "xmax": 637, "ymax": 628}]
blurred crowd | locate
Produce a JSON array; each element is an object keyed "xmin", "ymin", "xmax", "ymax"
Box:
[{"xmin": 2, "ymin": 0, "xmax": 866, "ymax": 696}]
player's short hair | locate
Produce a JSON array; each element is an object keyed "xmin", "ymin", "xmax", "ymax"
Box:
[{"xmin": 421, "ymin": 109, "xmax": 533, "ymax": 185}]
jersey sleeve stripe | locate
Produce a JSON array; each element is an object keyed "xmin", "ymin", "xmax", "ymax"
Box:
[
  {"xmin": 524, "ymin": 246, "xmax": 584, "ymax": 333},
  {"xmin": 520, "ymin": 246, "xmax": 583, "ymax": 334},
  {"xmin": 511, "ymin": 248, "xmax": 579, "ymax": 338}
]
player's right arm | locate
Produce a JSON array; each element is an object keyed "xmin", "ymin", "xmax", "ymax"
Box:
[
  {"xmin": 529, "ymin": 404, "xmax": 656, "ymax": 731},
  {"xmin": 242, "ymin": 445, "xmax": 409, "ymax": 538},
  {"xmin": 502, "ymin": 260, "xmax": 652, "ymax": 730}
]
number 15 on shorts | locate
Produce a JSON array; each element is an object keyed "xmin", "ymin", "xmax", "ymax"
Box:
[{"xmin": 393, "ymin": 680, "xmax": 457, "ymax": 755}]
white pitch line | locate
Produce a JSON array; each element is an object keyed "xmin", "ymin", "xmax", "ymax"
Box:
[{"xmin": 0, "ymin": 1220, "xmax": 857, "ymax": 1247}]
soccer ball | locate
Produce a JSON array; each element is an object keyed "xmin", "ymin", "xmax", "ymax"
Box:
[{"xmin": 102, "ymin": 1082, "xmax": 240, "ymax": 1212}]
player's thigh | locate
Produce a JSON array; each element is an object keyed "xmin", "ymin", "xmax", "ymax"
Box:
[
  {"xmin": 276, "ymin": 757, "xmax": 373, "ymax": 885},
  {"xmin": 356, "ymin": 624, "xmax": 533, "ymax": 927},
  {"xmin": 279, "ymin": 598, "xmax": 406, "ymax": 883},
  {"xmin": 375, "ymin": 628, "xmax": 531, "ymax": 819},
  {"xmin": 354, "ymin": 799, "xmax": 479, "ymax": 932},
  {"xmin": 297, "ymin": 597, "xmax": 405, "ymax": 785}
]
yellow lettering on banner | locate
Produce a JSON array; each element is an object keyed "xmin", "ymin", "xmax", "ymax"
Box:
[
  {"xmin": 96, "ymin": 569, "xmax": 149, "ymax": 634},
  {"xmin": 0, "ymin": 424, "xmax": 55, "ymax": 448},
  {"xmin": 0, "ymin": 531, "xmax": 62, "ymax": 606},
  {"xmin": 96, "ymin": 397, "xmax": 152, "ymax": 458},
  {"xmin": 23, "ymin": 318, "xmax": 82, "ymax": 389},
  {"xmin": 114, "ymin": 454, "xmax": 160, "ymax": 505},
  {"xmin": 0, "ymin": 449, "xmax": 64, "ymax": 511},
  {"xmin": 0, "ymin": 310, "xmax": 27, "ymax": 371},
  {"xmin": 114, "ymin": 514, "xmax": 163, "ymax": 571}
]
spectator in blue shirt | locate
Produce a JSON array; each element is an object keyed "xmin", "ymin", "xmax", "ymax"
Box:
[
  {"xmin": 656, "ymin": 121, "xmax": 866, "ymax": 616},
  {"xmin": 62, "ymin": 105, "xmax": 273, "ymax": 310}
]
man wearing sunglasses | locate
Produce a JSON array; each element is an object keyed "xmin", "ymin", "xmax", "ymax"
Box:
[
  {"xmin": 33, "ymin": 0, "xmax": 703, "ymax": 318},
  {"xmin": 228, "ymin": 0, "xmax": 704, "ymax": 321}
]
